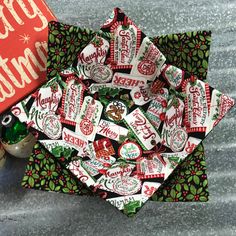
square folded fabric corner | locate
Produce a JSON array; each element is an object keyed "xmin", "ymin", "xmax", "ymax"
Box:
[{"xmin": 12, "ymin": 8, "xmax": 232, "ymax": 216}]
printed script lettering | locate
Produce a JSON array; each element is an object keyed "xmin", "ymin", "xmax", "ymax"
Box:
[
  {"xmin": 130, "ymin": 110, "xmax": 156, "ymax": 140},
  {"xmin": 148, "ymin": 101, "xmax": 162, "ymax": 116},
  {"xmin": 0, "ymin": 0, "xmax": 48, "ymax": 39},
  {"xmin": 84, "ymin": 99, "xmax": 96, "ymax": 120},
  {"xmin": 165, "ymin": 107, "xmax": 183, "ymax": 128},
  {"xmin": 143, "ymin": 42, "xmax": 160, "ymax": 61},
  {"xmin": 121, "ymin": 144, "xmax": 138, "ymax": 159},
  {"xmin": 68, "ymin": 84, "xmax": 77, "ymax": 119},
  {"xmin": 189, "ymin": 86, "xmax": 202, "ymax": 125},
  {"xmin": 119, "ymin": 30, "xmax": 131, "ymax": 63},
  {"xmin": 0, "ymin": 42, "xmax": 47, "ymax": 102},
  {"xmin": 219, "ymin": 94, "xmax": 234, "ymax": 119},
  {"xmin": 98, "ymin": 120, "xmax": 118, "ymax": 140},
  {"xmin": 107, "ymin": 196, "xmax": 136, "ymax": 210},
  {"xmin": 0, "ymin": 0, "xmax": 51, "ymax": 103},
  {"xmin": 79, "ymin": 48, "xmax": 107, "ymax": 64},
  {"xmin": 105, "ymin": 166, "xmax": 133, "ymax": 178},
  {"xmin": 35, "ymin": 91, "xmax": 60, "ymax": 111},
  {"xmin": 41, "ymin": 141, "xmax": 61, "ymax": 152},
  {"xmin": 65, "ymin": 83, "xmax": 80, "ymax": 120},
  {"xmin": 28, "ymin": 106, "xmax": 45, "ymax": 131}
]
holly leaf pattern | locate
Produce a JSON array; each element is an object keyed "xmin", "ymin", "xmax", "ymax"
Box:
[
  {"xmin": 151, "ymin": 30, "xmax": 211, "ymax": 80},
  {"xmin": 21, "ymin": 143, "xmax": 93, "ymax": 196},
  {"xmin": 47, "ymin": 21, "xmax": 95, "ymax": 80},
  {"xmin": 152, "ymin": 144, "xmax": 209, "ymax": 202}
]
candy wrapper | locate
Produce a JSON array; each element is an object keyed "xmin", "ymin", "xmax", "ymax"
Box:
[
  {"xmin": 21, "ymin": 25, "xmax": 211, "ymax": 204},
  {"xmin": 14, "ymin": 8, "xmax": 234, "ymax": 215}
]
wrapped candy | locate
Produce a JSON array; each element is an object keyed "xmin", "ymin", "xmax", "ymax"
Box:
[{"xmin": 0, "ymin": 113, "xmax": 36, "ymax": 158}]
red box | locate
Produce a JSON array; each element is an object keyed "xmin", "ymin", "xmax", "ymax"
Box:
[{"xmin": 0, "ymin": 0, "xmax": 56, "ymax": 114}]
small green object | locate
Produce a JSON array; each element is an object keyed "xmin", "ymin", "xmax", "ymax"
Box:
[
  {"xmin": 52, "ymin": 146, "xmax": 74, "ymax": 160},
  {"xmin": 118, "ymin": 135, "xmax": 127, "ymax": 144},
  {"xmin": 99, "ymin": 96, "xmax": 109, "ymax": 106},
  {"xmin": 123, "ymin": 200, "xmax": 142, "ymax": 216},
  {"xmin": 3, "ymin": 120, "xmax": 29, "ymax": 144},
  {"xmin": 63, "ymin": 148, "xmax": 73, "ymax": 159},
  {"xmin": 98, "ymin": 87, "xmax": 120, "ymax": 97},
  {"xmin": 51, "ymin": 146, "xmax": 63, "ymax": 157}
]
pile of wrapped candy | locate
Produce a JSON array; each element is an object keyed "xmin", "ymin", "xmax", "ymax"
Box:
[{"xmin": 0, "ymin": 8, "xmax": 234, "ymax": 216}]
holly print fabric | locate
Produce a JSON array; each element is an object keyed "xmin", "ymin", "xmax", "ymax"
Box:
[
  {"xmin": 47, "ymin": 21, "xmax": 95, "ymax": 79},
  {"xmin": 21, "ymin": 27, "xmax": 211, "ymax": 205},
  {"xmin": 46, "ymin": 21, "xmax": 111, "ymax": 80},
  {"xmin": 22, "ymin": 142, "xmax": 92, "ymax": 196},
  {"xmin": 151, "ymin": 143, "xmax": 208, "ymax": 203},
  {"xmin": 151, "ymin": 31, "xmax": 211, "ymax": 81},
  {"xmin": 16, "ymin": 8, "xmax": 234, "ymax": 215}
]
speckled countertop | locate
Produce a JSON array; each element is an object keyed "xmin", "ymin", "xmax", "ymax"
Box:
[{"xmin": 0, "ymin": 1, "xmax": 236, "ymax": 235}]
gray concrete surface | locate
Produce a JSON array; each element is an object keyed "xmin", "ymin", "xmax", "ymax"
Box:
[{"xmin": 0, "ymin": 0, "xmax": 236, "ymax": 235}]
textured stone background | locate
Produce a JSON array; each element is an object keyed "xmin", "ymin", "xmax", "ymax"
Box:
[{"xmin": 0, "ymin": 0, "xmax": 236, "ymax": 235}]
